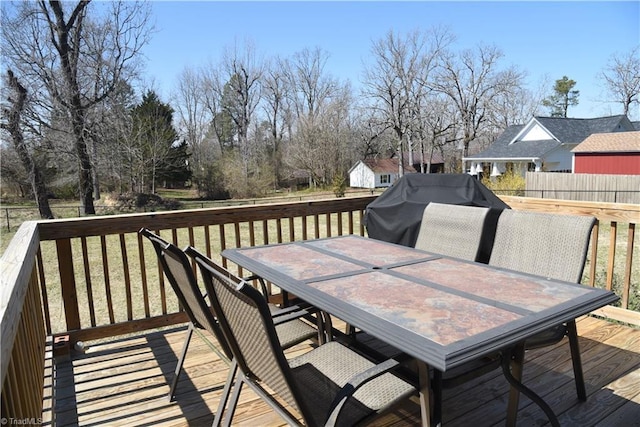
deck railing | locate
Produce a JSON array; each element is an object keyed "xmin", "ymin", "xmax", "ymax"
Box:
[
  {"xmin": 1, "ymin": 222, "xmax": 47, "ymax": 423},
  {"xmin": 1, "ymin": 195, "xmax": 638, "ymax": 422}
]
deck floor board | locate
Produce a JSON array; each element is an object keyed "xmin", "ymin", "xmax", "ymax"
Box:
[{"xmin": 44, "ymin": 316, "xmax": 640, "ymax": 426}]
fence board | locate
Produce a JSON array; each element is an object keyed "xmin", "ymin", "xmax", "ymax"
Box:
[{"xmin": 526, "ymin": 172, "xmax": 640, "ymax": 203}]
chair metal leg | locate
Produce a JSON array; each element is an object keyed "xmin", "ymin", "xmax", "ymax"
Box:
[
  {"xmin": 322, "ymin": 311, "xmax": 333, "ymax": 343},
  {"xmin": 567, "ymin": 320, "xmax": 587, "ymax": 401},
  {"xmin": 169, "ymin": 322, "xmax": 195, "ymax": 401},
  {"xmin": 222, "ymin": 373, "xmax": 245, "ymax": 427},
  {"xmin": 212, "ymin": 360, "xmax": 238, "ymax": 427},
  {"xmin": 316, "ymin": 311, "xmax": 326, "ymax": 344},
  {"xmin": 345, "ymin": 323, "xmax": 356, "ymax": 337}
]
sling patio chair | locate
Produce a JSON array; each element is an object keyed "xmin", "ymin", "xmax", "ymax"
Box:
[
  {"xmin": 193, "ymin": 251, "xmax": 417, "ymax": 427},
  {"xmin": 486, "ymin": 209, "xmax": 597, "ymax": 424},
  {"xmin": 414, "ymin": 202, "xmax": 493, "ymax": 261},
  {"xmin": 425, "ymin": 209, "xmax": 596, "ymax": 424},
  {"xmin": 139, "ymin": 228, "xmax": 318, "ymax": 404}
]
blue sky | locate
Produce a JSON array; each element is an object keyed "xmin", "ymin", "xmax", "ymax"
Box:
[{"xmin": 145, "ymin": 1, "xmax": 640, "ymax": 120}]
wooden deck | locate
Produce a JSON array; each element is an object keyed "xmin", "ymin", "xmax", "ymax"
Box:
[{"xmin": 43, "ymin": 316, "xmax": 640, "ymax": 426}]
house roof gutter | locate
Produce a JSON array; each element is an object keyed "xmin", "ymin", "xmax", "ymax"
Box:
[{"xmin": 462, "ymin": 157, "xmax": 542, "ymax": 162}]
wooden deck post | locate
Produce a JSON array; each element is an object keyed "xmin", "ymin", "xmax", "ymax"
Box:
[{"xmin": 56, "ymin": 238, "xmax": 81, "ymax": 333}]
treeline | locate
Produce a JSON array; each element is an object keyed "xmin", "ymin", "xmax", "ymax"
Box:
[{"xmin": 1, "ymin": 2, "xmax": 637, "ymax": 218}]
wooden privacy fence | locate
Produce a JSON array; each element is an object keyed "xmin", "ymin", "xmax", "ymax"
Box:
[{"xmin": 525, "ymin": 172, "xmax": 640, "ymax": 204}]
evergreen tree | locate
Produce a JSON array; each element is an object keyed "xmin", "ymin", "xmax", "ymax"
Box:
[
  {"xmin": 542, "ymin": 76, "xmax": 579, "ymax": 117},
  {"xmin": 157, "ymin": 139, "xmax": 192, "ymax": 188},
  {"xmin": 130, "ymin": 91, "xmax": 188, "ymax": 192}
]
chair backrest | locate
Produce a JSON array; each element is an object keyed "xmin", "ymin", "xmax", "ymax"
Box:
[
  {"xmin": 488, "ymin": 210, "xmax": 596, "ymax": 283},
  {"xmin": 414, "ymin": 202, "xmax": 491, "ymax": 262},
  {"xmin": 193, "ymin": 254, "xmax": 306, "ymax": 419},
  {"xmin": 139, "ymin": 228, "xmax": 232, "ymax": 360}
]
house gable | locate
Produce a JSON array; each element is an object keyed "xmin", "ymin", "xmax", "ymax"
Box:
[
  {"xmin": 349, "ymin": 158, "xmax": 403, "ymax": 189},
  {"xmin": 510, "ymin": 118, "xmax": 556, "ymax": 144}
]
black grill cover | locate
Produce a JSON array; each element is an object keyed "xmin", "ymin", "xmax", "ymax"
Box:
[{"xmin": 364, "ymin": 174, "xmax": 510, "ymax": 262}]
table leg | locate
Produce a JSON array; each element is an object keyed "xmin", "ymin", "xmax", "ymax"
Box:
[
  {"xmin": 506, "ymin": 343, "xmax": 525, "ymax": 426},
  {"xmin": 501, "ymin": 343, "xmax": 560, "ymax": 427},
  {"xmin": 417, "ymin": 361, "xmax": 433, "ymax": 427},
  {"xmin": 432, "ymin": 370, "xmax": 443, "ymax": 427}
]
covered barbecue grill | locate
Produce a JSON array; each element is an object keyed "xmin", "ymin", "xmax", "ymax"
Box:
[{"xmin": 364, "ymin": 174, "xmax": 510, "ymax": 263}]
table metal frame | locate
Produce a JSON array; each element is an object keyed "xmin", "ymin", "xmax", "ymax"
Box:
[{"xmin": 223, "ymin": 235, "xmax": 617, "ymax": 426}]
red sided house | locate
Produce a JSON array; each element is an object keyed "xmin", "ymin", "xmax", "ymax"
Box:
[{"xmin": 572, "ymin": 131, "xmax": 640, "ymax": 175}]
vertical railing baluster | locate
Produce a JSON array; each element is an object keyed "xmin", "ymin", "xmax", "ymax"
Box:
[
  {"xmin": 119, "ymin": 234, "xmax": 133, "ymax": 321},
  {"xmin": 607, "ymin": 221, "xmax": 617, "ymax": 291},
  {"xmin": 137, "ymin": 232, "xmax": 151, "ymax": 318},
  {"xmin": 80, "ymin": 237, "xmax": 96, "ymax": 326},
  {"xmin": 622, "ymin": 223, "xmax": 635, "ymax": 309}
]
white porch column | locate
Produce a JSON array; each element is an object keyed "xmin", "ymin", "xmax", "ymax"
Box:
[
  {"xmin": 491, "ymin": 162, "xmax": 504, "ymax": 177},
  {"xmin": 534, "ymin": 160, "xmax": 542, "ymax": 172}
]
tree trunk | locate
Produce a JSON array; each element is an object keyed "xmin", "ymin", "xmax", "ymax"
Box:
[
  {"xmin": 2, "ymin": 70, "xmax": 54, "ymax": 219},
  {"xmin": 75, "ymin": 115, "xmax": 96, "ymax": 214},
  {"xmin": 91, "ymin": 139, "xmax": 101, "ymax": 201},
  {"xmin": 50, "ymin": 2, "xmax": 96, "ymax": 215}
]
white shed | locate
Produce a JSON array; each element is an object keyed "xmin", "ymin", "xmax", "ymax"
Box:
[{"xmin": 349, "ymin": 158, "xmax": 402, "ymax": 189}]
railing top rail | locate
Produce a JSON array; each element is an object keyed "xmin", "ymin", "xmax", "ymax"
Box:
[
  {"xmin": 500, "ymin": 196, "xmax": 640, "ymax": 223},
  {"xmin": 36, "ymin": 195, "xmax": 377, "ymax": 241},
  {"xmin": 0, "ymin": 221, "xmax": 40, "ymax": 384},
  {"xmin": 29, "ymin": 195, "xmax": 639, "ymax": 241}
]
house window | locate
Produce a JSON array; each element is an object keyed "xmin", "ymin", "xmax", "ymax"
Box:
[{"xmin": 380, "ymin": 174, "xmax": 391, "ymax": 184}]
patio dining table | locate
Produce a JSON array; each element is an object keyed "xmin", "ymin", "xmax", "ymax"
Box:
[{"xmin": 222, "ymin": 234, "xmax": 618, "ymax": 426}]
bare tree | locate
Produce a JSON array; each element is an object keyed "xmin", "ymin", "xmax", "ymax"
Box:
[
  {"xmin": 286, "ymin": 47, "xmax": 338, "ymax": 121},
  {"xmin": 432, "ymin": 43, "xmax": 526, "ymax": 161},
  {"xmin": 1, "ymin": 70, "xmax": 54, "ymax": 218},
  {"xmin": 352, "ymin": 103, "xmax": 394, "ymax": 160},
  {"xmin": 221, "ymin": 40, "xmax": 264, "ymax": 156},
  {"xmin": 200, "ymin": 64, "xmax": 232, "ymax": 152},
  {"xmin": 363, "ymin": 28, "xmax": 452, "ymax": 175},
  {"xmin": 412, "ymin": 94, "xmax": 459, "ymax": 173},
  {"xmin": 282, "ymin": 47, "xmax": 361, "ymax": 187},
  {"xmin": 598, "ymin": 46, "xmax": 640, "ymax": 117},
  {"xmin": 261, "ymin": 56, "xmax": 292, "ymax": 185},
  {"xmin": 173, "ymin": 66, "xmax": 212, "ymax": 179},
  {"xmin": 89, "ymin": 80, "xmax": 136, "ymax": 193},
  {"xmin": 489, "ymin": 77, "xmax": 546, "ymax": 131},
  {"xmin": 2, "ymin": 1, "xmax": 152, "ymax": 213}
]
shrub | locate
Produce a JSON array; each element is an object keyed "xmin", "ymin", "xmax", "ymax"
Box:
[
  {"xmin": 332, "ymin": 174, "xmax": 347, "ymax": 198},
  {"xmin": 481, "ymin": 170, "xmax": 525, "ymax": 196},
  {"xmin": 113, "ymin": 192, "xmax": 182, "ymax": 212}
]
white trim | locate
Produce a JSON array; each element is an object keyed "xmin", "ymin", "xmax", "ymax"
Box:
[
  {"xmin": 509, "ymin": 117, "xmax": 559, "ymax": 145},
  {"xmin": 463, "ymin": 157, "xmax": 542, "ymax": 162}
]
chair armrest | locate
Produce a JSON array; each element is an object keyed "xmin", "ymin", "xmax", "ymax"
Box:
[
  {"xmin": 324, "ymin": 358, "xmax": 403, "ymax": 427},
  {"xmin": 272, "ymin": 308, "xmax": 313, "ymax": 325},
  {"xmin": 271, "ymin": 303, "xmax": 310, "ymax": 316},
  {"xmin": 242, "ymin": 274, "xmax": 270, "ymax": 297}
]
